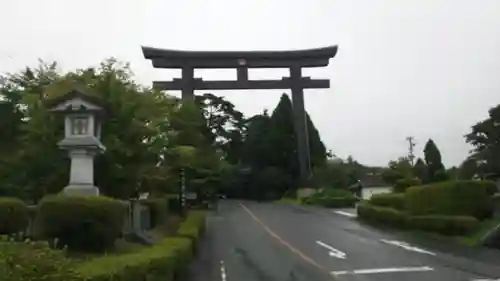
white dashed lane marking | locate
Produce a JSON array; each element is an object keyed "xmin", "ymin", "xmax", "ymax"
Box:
[
  {"xmin": 333, "ymin": 210, "xmax": 357, "ymax": 218},
  {"xmin": 220, "ymin": 260, "xmax": 227, "ymax": 281},
  {"xmin": 331, "ymin": 266, "xmax": 434, "ymax": 276},
  {"xmin": 381, "ymin": 239, "xmax": 436, "ymax": 256}
]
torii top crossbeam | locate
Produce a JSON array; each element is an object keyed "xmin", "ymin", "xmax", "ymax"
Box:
[{"xmin": 142, "ymin": 46, "xmax": 338, "ymax": 69}]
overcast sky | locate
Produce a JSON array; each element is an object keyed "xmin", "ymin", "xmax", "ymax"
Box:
[{"xmin": 1, "ymin": 0, "xmax": 500, "ymax": 167}]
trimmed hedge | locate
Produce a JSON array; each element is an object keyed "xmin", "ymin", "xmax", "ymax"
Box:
[
  {"xmin": 303, "ymin": 196, "xmax": 359, "ymax": 208},
  {"xmin": 77, "ymin": 237, "xmax": 193, "ymax": 281},
  {"xmin": 140, "ymin": 197, "xmax": 168, "ymax": 227},
  {"xmin": 37, "ymin": 195, "xmax": 127, "ymax": 252},
  {"xmin": 406, "ymin": 180, "xmax": 497, "ymax": 220},
  {"xmin": 176, "ymin": 211, "xmax": 206, "ymax": 251},
  {"xmin": 0, "ymin": 239, "xmax": 83, "ymax": 281},
  {"xmin": 369, "ymin": 193, "xmax": 405, "ymax": 210},
  {"xmin": 302, "ymin": 189, "xmax": 359, "ymax": 208},
  {"xmin": 409, "ymin": 215, "xmax": 479, "ymax": 236},
  {"xmin": 357, "ymin": 203, "xmax": 481, "ymax": 236},
  {"xmin": 0, "ymin": 197, "xmax": 29, "ymax": 235},
  {"xmin": 393, "ymin": 177, "xmax": 421, "ymax": 193},
  {"xmin": 357, "ymin": 202, "xmax": 409, "ymax": 228}
]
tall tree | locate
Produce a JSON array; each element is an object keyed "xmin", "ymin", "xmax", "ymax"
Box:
[
  {"xmin": 423, "ymin": 139, "xmax": 447, "ymax": 183},
  {"xmin": 382, "ymin": 157, "xmax": 413, "ymax": 185},
  {"xmin": 413, "ymin": 158, "xmax": 426, "ymax": 181},
  {"xmin": 306, "ymin": 112, "xmax": 327, "ymax": 167},
  {"xmin": 241, "ymin": 110, "xmax": 274, "ymax": 170},
  {"xmin": 465, "ymin": 103, "xmax": 500, "ymax": 178},
  {"xmin": 269, "ymin": 94, "xmax": 298, "ymax": 178},
  {"xmin": 195, "ymin": 93, "xmax": 246, "ymax": 164}
]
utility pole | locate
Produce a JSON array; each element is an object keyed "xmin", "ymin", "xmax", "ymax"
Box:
[{"xmin": 406, "ymin": 136, "xmax": 416, "ymax": 166}]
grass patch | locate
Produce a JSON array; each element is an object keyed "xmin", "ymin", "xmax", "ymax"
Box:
[
  {"xmin": 275, "ymin": 198, "xmax": 302, "ymax": 205},
  {"xmin": 459, "ymin": 216, "xmax": 500, "ymax": 246}
]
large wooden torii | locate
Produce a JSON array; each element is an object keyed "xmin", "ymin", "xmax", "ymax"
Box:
[{"xmin": 142, "ymin": 45, "xmax": 338, "ymax": 186}]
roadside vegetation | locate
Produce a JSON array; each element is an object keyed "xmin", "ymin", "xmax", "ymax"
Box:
[{"xmin": 1, "ymin": 52, "xmax": 500, "ymax": 280}]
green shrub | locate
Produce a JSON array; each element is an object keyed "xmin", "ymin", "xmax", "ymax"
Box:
[
  {"xmin": 357, "ymin": 203, "xmax": 409, "ymax": 228},
  {"xmin": 0, "ymin": 240, "xmax": 83, "ymax": 281},
  {"xmin": 369, "ymin": 193, "xmax": 405, "ymax": 210},
  {"xmin": 77, "ymin": 237, "xmax": 192, "ymax": 281},
  {"xmin": 408, "ymin": 215, "xmax": 479, "ymax": 236},
  {"xmin": 393, "ymin": 177, "xmax": 422, "ymax": 193},
  {"xmin": 304, "ymin": 196, "xmax": 358, "ymax": 208},
  {"xmin": 0, "ymin": 198, "xmax": 29, "ymax": 234},
  {"xmin": 37, "ymin": 195, "xmax": 127, "ymax": 252},
  {"xmin": 406, "ymin": 180, "xmax": 497, "ymax": 220},
  {"xmin": 176, "ymin": 211, "xmax": 206, "ymax": 251},
  {"xmin": 140, "ymin": 197, "xmax": 168, "ymax": 227}
]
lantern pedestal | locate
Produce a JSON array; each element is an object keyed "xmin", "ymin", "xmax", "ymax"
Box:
[{"xmin": 64, "ymin": 149, "xmax": 100, "ymax": 196}]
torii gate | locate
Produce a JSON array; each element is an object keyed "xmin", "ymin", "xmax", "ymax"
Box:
[{"xmin": 142, "ymin": 45, "xmax": 338, "ymax": 186}]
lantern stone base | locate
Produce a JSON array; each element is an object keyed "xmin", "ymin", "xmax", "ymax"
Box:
[{"xmin": 63, "ymin": 184, "xmax": 100, "ymax": 196}]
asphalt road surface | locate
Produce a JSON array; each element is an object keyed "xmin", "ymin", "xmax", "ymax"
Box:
[{"xmin": 188, "ymin": 200, "xmax": 500, "ymax": 281}]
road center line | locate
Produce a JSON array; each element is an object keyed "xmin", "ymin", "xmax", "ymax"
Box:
[
  {"xmin": 333, "ymin": 210, "xmax": 357, "ymax": 218},
  {"xmin": 220, "ymin": 260, "xmax": 227, "ymax": 281},
  {"xmin": 331, "ymin": 266, "xmax": 434, "ymax": 276},
  {"xmin": 316, "ymin": 240, "xmax": 346, "ymax": 259},
  {"xmin": 239, "ymin": 202, "xmax": 329, "ymax": 274}
]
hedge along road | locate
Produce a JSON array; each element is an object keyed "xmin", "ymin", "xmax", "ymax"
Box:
[{"xmin": 187, "ymin": 200, "xmax": 500, "ymax": 281}]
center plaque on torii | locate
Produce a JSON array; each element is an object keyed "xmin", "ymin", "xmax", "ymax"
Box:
[{"xmin": 142, "ymin": 45, "xmax": 338, "ymax": 186}]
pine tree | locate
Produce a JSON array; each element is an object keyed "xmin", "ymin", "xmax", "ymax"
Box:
[
  {"xmin": 413, "ymin": 158, "xmax": 426, "ymax": 181},
  {"xmin": 306, "ymin": 112, "xmax": 327, "ymax": 167},
  {"xmin": 269, "ymin": 94, "xmax": 298, "ymax": 177},
  {"xmin": 423, "ymin": 139, "xmax": 447, "ymax": 183}
]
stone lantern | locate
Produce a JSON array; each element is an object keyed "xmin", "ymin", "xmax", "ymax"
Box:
[{"xmin": 48, "ymin": 89, "xmax": 106, "ymax": 196}]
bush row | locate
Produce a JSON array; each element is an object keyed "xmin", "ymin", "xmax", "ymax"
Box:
[
  {"xmin": 77, "ymin": 237, "xmax": 193, "ymax": 281},
  {"xmin": 0, "ymin": 194, "xmax": 178, "ymax": 252},
  {"xmin": 301, "ymin": 188, "xmax": 359, "ymax": 208},
  {"xmin": 0, "ymin": 210, "xmax": 208, "ymax": 281},
  {"xmin": 357, "ymin": 202, "xmax": 480, "ymax": 236},
  {"xmin": 303, "ymin": 196, "xmax": 359, "ymax": 208},
  {"xmin": 0, "ymin": 197, "xmax": 29, "ymax": 234},
  {"xmin": 405, "ymin": 180, "xmax": 497, "ymax": 220},
  {"xmin": 369, "ymin": 180, "xmax": 497, "ymax": 221},
  {"xmin": 369, "ymin": 193, "xmax": 405, "ymax": 210},
  {"xmin": 176, "ymin": 211, "xmax": 206, "ymax": 251}
]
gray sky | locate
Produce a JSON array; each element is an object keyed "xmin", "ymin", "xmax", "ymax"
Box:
[{"xmin": 1, "ymin": 0, "xmax": 500, "ymax": 167}]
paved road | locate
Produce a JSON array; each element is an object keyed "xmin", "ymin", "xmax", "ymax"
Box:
[{"xmin": 188, "ymin": 200, "xmax": 500, "ymax": 281}]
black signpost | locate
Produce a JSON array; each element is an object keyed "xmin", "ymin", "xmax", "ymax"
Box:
[{"xmin": 142, "ymin": 46, "xmax": 338, "ymax": 188}]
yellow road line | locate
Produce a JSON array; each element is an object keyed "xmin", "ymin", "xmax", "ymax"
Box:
[{"xmin": 239, "ymin": 202, "xmax": 332, "ymax": 276}]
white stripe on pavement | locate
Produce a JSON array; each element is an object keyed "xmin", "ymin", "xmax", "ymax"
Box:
[
  {"xmin": 316, "ymin": 240, "xmax": 347, "ymax": 259},
  {"xmin": 331, "ymin": 266, "xmax": 434, "ymax": 276},
  {"xmin": 333, "ymin": 210, "xmax": 357, "ymax": 218},
  {"xmin": 220, "ymin": 260, "xmax": 227, "ymax": 281},
  {"xmin": 381, "ymin": 239, "xmax": 436, "ymax": 256}
]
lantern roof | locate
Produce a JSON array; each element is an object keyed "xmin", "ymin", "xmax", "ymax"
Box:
[{"xmin": 47, "ymin": 88, "xmax": 107, "ymax": 114}]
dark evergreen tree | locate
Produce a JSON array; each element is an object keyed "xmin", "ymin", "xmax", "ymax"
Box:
[
  {"xmin": 423, "ymin": 139, "xmax": 447, "ymax": 183},
  {"xmin": 306, "ymin": 112, "xmax": 327, "ymax": 167},
  {"xmin": 269, "ymin": 94, "xmax": 298, "ymax": 178},
  {"xmin": 241, "ymin": 110, "xmax": 274, "ymax": 170},
  {"xmin": 413, "ymin": 158, "xmax": 426, "ymax": 181}
]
